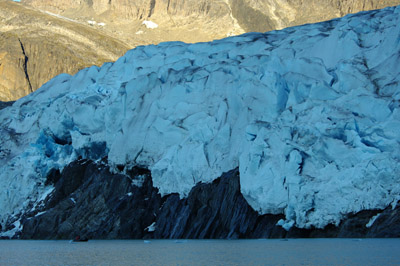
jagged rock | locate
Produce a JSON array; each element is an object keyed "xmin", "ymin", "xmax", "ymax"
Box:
[
  {"xmin": 21, "ymin": 161, "xmax": 161, "ymax": 239},
  {"xmin": 367, "ymin": 205, "xmax": 400, "ymax": 237},
  {"xmin": 231, "ymin": 0, "xmax": 400, "ymax": 31},
  {"xmin": 19, "ymin": 160, "xmax": 400, "ymax": 239},
  {"xmin": 23, "ymin": 0, "xmax": 230, "ymax": 20},
  {"xmin": 153, "ymin": 169, "xmax": 260, "ymax": 239},
  {"xmin": 0, "ymin": 33, "xmax": 32, "ymax": 100},
  {"xmin": 24, "ymin": 0, "xmax": 400, "ymax": 33},
  {"xmin": 2, "ymin": 0, "xmax": 399, "ymax": 101},
  {"xmin": 0, "ymin": 0, "xmax": 129, "ymax": 101}
]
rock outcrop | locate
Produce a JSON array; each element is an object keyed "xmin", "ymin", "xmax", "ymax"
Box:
[
  {"xmin": 23, "ymin": 0, "xmax": 230, "ymax": 20},
  {"xmin": 16, "ymin": 160, "xmax": 400, "ymax": 239},
  {"xmin": 24, "ymin": 0, "xmax": 400, "ymax": 32},
  {"xmin": 2, "ymin": 0, "xmax": 400, "ymax": 101},
  {"xmin": 0, "ymin": 0, "xmax": 130, "ymax": 101},
  {"xmin": 230, "ymin": 0, "xmax": 400, "ymax": 32},
  {"xmin": 0, "ymin": 33, "xmax": 32, "ymax": 100}
]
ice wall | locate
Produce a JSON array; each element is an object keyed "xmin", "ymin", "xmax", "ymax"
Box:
[{"xmin": 1, "ymin": 6, "xmax": 400, "ymax": 229}]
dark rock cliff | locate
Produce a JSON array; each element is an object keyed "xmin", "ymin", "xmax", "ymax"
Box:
[{"xmin": 13, "ymin": 160, "xmax": 400, "ymax": 239}]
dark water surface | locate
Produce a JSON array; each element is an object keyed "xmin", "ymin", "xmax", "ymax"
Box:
[{"xmin": 0, "ymin": 239, "xmax": 399, "ymax": 265}]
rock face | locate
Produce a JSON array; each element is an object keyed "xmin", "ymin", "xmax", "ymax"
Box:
[
  {"xmin": 24, "ymin": 0, "xmax": 400, "ymax": 32},
  {"xmin": 2, "ymin": 0, "xmax": 400, "ymax": 101},
  {"xmin": 230, "ymin": 0, "xmax": 400, "ymax": 32},
  {"xmin": 0, "ymin": 33, "xmax": 35, "ymax": 100},
  {"xmin": 17, "ymin": 160, "xmax": 400, "ymax": 239},
  {"xmin": 24, "ymin": 0, "xmax": 231, "ymax": 20},
  {"xmin": 0, "ymin": 0, "xmax": 129, "ymax": 101},
  {"xmin": 21, "ymin": 160, "xmax": 161, "ymax": 239}
]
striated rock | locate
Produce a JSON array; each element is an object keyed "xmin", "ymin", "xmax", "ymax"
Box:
[
  {"xmin": 1, "ymin": 0, "xmax": 397, "ymax": 101},
  {"xmin": 0, "ymin": 33, "xmax": 32, "ymax": 100},
  {"xmin": 21, "ymin": 160, "xmax": 161, "ymax": 239},
  {"xmin": 22, "ymin": 0, "xmax": 83, "ymax": 14},
  {"xmin": 18, "ymin": 160, "xmax": 400, "ymax": 239},
  {"xmin": 230, "ymin": 0, "xmax": 400, "ymax": 32},
  {"xmin": 23, "ymin": 0, "xmax": 400, "ymax": 32},
  {"xmin": 153, "ymin": 169, "xmax": 265, "ymax": 239},
  {"xmin": 0, "ymin": 0, "xmax": 130, "ymax": 101},
  {"xmin": 24, "ymin": 0, "xmax": 230, "ymax": 20},
  {"xmin": 366, "ymin": 204, "xmax": 400, "ymax": 237}
]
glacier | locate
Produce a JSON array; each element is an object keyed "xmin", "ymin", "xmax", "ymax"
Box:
[{"xmin": 1, "ymin": 6, "xmax": 400, "ymax": 232}]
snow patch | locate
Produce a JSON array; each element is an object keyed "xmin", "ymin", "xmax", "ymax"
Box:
[
  {"xmin": 131, "ymin": 175, "xmax": 146, "ymax": 187},
  {"xmin": 145, "ymin": 222, "xmax": 156, "ymax": 232},
  {"xmin": 35, "ymin": 211, "xmax": 47, "ymax": 217},
  {"xmin": 366, "ymin": 213, "xmax": 381, "ymax": 228},
  {"xmin": 142, "ymin": 20, "xmax": 158, "ymax": 29},
  {"xmin": 0, "ymin": 220, "xmax": 22, "ymax": 238}
]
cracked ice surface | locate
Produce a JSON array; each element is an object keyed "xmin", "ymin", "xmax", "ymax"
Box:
[{"xmin": 1, "ymin": 6, "xmax": 400, "ymax": 229}]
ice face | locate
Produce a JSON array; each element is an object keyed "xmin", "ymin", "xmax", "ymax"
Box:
[{"xmin": 1, "ymin": 6, "xmax": 400, "ymax": 230}]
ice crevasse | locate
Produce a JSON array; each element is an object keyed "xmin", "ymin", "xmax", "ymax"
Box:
[{"xmin": 1, "ymin": 6, "xmax": 400, "ymax": 230}]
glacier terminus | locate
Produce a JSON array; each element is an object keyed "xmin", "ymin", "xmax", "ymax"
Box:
[{"xmin": 0, "ymin": 5, "xmax": 400, "ymax": 238}]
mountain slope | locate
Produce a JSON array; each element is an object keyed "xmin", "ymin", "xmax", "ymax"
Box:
[
  {"xmin": 0, "ymin": 6, "xmax": 400, "ymax": 238},
  {"xmin": 0, "ymin": 0, "xmax": 130, "ymax": 101},
  {"xmin": 23, "ymin": 0, "xmax": 400, "ymax": 35},
  {"xmin": 2, "ymin": 0, "xmax": 400, "ymax": 101},
  {"xmin": 229, "ymin": 0, "xmax": 400, "ymax": 32}
]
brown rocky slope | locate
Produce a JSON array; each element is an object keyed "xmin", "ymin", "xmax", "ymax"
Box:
[
  {"xmin": 2, "ymin": 0, "xmax": 400, "ymax": 101},
  {"xmin": 23, "ymin": 0, "xmax": 400, "ymax": 34},
  {"xmin": 0, "ymin": 0, "xmax": 130, "ymax": 101}
]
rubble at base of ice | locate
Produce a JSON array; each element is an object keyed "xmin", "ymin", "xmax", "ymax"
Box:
[{"xmin": 1, "ymin": 6, "xmax": 400, "ymax": 231}]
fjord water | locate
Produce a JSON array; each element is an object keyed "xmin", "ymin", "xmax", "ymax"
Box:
[{"xmin": 0, "ymin": 239, "xmax": 399, "ymax": 265}]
